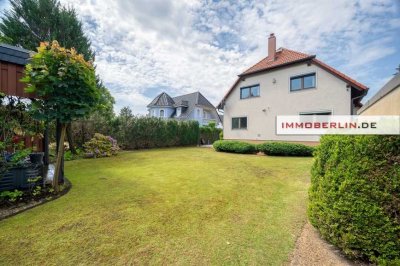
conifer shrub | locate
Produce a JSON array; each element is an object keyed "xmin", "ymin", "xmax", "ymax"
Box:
[{"xmin": 308, "ymin": 135, "xmax": 400, "ymax": 264}]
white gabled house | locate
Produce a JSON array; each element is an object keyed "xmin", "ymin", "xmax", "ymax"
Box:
[
  {"xmin": 147, "ymin": 91, "xmax": 221, "ymax": 127},
  {"xmin": 218, "ymin": 33, "xmax": 369, "ymax": 143}
]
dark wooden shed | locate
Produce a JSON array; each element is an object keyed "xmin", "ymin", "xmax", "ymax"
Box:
[
  {"xmin": 0, "ymin": 44, "xmax": 37, "ymax": 98},
  {"xmin": 0, "ymin": 43, "xmax": 45, "ymax": 155}
]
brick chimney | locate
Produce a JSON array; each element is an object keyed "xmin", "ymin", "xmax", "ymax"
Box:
[{"xmin": 268, "ymin": 33, "xmax": 276, "ymax": 60}]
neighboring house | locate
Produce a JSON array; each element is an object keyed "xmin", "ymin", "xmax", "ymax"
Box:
[
  {"xmin": 147, "ymin": 91, "xmax": 221, "ymax": 126},
  {"xmin": 218, "ymin": 33, "xmax": 368, "ymax": 142},
  {"xmin": 358, "ymin": 72, "xmax": 400, "ymax": 115}
]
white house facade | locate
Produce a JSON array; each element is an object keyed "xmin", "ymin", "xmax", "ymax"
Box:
[
  {"xmin": 147, "ymin": 91, "xmax": 221, "ymax": 126},
  {"xmin": 218, "ymin": 34, "xmax": 368, "ymax": 142}
]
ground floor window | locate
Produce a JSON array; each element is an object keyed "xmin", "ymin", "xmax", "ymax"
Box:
[
  {"xmin": 299, "ymin": 111, "xmax": 332, "ymax": 122},
  {"xmin": 160, "ymin": 109, "xmax": 164, "ymax": 117},
  {"xmin": 232, "ymin": 117, "xmax": 247, "ymax": 129}
]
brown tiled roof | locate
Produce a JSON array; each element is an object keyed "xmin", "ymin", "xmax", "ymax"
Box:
[
  {"xmin": 217, "ymin": 47, "xmax": 368, "ymax": 108},
  {"xmin": 240, "ymin": 48, "xmax": 314, "ymax": 76}
]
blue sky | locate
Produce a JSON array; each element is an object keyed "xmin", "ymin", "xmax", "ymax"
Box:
[{"xmin": 1, "ymin": 0, "xmax": 399, "ymax": 114}]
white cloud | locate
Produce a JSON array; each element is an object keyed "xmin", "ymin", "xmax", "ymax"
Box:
[{"xmin": 60, "ymin": 0, "xmax": 400, "ymax": 114}]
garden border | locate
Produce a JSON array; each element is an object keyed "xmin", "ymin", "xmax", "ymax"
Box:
[{"xmin": 0, "ymin": 178, "xmax": 72, "ymax": 221}]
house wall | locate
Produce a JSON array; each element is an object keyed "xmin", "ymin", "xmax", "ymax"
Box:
[
  {"xmin": 187, "ymin": 106, "xmax": 220, "ymax": 126},
  {"xmin": 187, "ymin": 107, "xmax": 204, "ymax": 125},
  {"xmin": 223, "ymin": 62, "xmax": 351, "ymax": 142},
  {"xmin": 358, "ymin": 87, "xmax": 400, "ymax": 115},
  {"xmin": 148, "ymin": 107, "xmax": 175, "ymax": 118}
]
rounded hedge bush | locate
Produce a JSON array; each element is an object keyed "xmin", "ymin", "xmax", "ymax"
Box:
[
  {"xmin": 257, "ymin": 142, "xmax": 314, "ymax": 157},
  {"xmin": 308, "ymin": 135, "xmax": 400, "ymax": 264},
  {"xmin": 213, "ymin": 140, "xmax": 256, "ymax": 154}
]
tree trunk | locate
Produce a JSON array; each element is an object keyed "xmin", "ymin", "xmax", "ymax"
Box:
[
  {"xmin": 66, "ymin": 123, "xmax": 77, "ymax": 155},
  {"xmin": 43, "ymin": 124, "xmax": 49, "ymax": 165},
  {"xmin": 53, "ymin": 124, "xmax": 66, "ymax": 192},
  {"xmin": 56, "ymin": 120, "xmax": 64, "ymax": 183}
]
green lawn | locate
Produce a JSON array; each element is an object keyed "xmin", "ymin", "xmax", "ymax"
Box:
[{"xmin": 0, "ymin": 147, "xmax": 312, "ymax": 265}]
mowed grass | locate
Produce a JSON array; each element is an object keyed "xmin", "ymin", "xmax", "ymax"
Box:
[{"xmin": 0, "ymin": 147, "xmax": 312, "ymax": 265}]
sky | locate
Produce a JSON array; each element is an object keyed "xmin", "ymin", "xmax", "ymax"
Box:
[{"xmin": 1, "ymin": 0, "xmax": 399, "ymax": 114}]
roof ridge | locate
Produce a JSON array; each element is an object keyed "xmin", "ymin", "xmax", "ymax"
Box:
[
  {"xmin": 172, "ymin": 91, "xmax": 198, "ymax": 99},
  {"xmin": 196, "ymin": 91, "xmax": 215, "ymax": 108},
  {"xmin": 281, "ymin": 47, "xmax": 312, "ymax": 57},
  {"xmin": 240, "ymin": 47, "xmax": 314, "ymax": 76},
  {"xmin": 147, "ymin": 91, "xmax": 175, "ymax": 107}
]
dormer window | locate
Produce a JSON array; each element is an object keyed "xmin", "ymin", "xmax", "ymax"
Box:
[
  {"xmin": 240, "ymin": 85, "xmax": 260, "ymax": 99},
  {"xmin": 160, "ymin": 109, "xmax": 164, "ymax": 117}
]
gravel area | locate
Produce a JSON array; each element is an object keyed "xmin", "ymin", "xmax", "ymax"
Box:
[{"xmin": 289, "ymin": 222, "xmax": 366, "ymax": 266}]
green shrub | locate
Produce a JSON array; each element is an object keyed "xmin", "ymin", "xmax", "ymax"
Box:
[
  {"xmin": 200, "ymin": 122, "xmax": 222, "ymax": 145},
  {"xmin": 257, "ymin": 142, "xmax": 314, "ymax": 156},
  {"xmin": 64, "ymin": 148, "xmax": 83, "ymax": 161},
  {"xmin": 115, "ymin": 117, "xmax": 199, "ymax": 149},
  {"xmin": 83, "ymin": 133, "xmax": 120, "ymax": 158},
  {"xmin": 0, "ymin": 190, "xmax": 23, "ymax": 203},
  {"xmin": 213, "ymin": 140, "xmax": 256, "ymax": 154},
  {"xmin": 308, "ymin": 135, "xmax": 400, "ymax": 264}
]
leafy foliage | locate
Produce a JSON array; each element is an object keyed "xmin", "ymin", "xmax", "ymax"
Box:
[
  {"xmin": 0, "ymin": 0, "xmax": 94, "ymax": 60},
  {"xmin": 22, "ymin": 41, "xmax": 100, "ymax": 123},
  {"xmin": 257, "ymin": 142, "xmax": 314, "ymax": 157},
  {"xmin": 0, "ymin": 95, "xmax": 44, "ymax": 149},
  {"xmin": 0, "ymin": 189, "xmax": 23, "ymax": 203},
  {"xmin": 64, "ymin": 148, "xmax": 83, "ymax": 161},
  {"xmin": 83, "ymin": 133, "xmax": 119, "ymax": 158},
  {"xmin": 9, "ymin": 148, "xmax": 31, "ymax": 166},
  {"xmin": 213, "ymin": 140, "xmax": 257, "ymax": 154},
  {"xmin": 200, "ymin": 122, "xmax": 222, "ymax": 145},
  {"xmin": 101, "ymin": 108, "xmax": 200, "ymax": 149},
  {"xmin": 308, "ymin": 135, "xmax": 400, "ymax": 264},
  {"xmin": 71, "ymin": 107, "xmax": 200, "ymax": 150}
]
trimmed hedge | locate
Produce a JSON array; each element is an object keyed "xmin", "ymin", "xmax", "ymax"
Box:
[
  {"xmin": 257, "ymin": 142, "xmax": 314, "ymax": 157},
  {"xmin": 213, "ymin": 140, "xmax": 256, "ymax": 154},
  {"xmin": 308, "ymin": 135, "xmax": 400, "ymax": 264},
  {"xmin": 115, "ymin": 117, "xmax": 199, "ymax": 149}
]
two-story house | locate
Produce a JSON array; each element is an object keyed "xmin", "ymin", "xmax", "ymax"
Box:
[
  {"xmin": 147, "ymin": 91, "xmax": 221, "ymax": 126},
  {"xmin": 218, "ymin": 33, "xmax": 368, "ymax": 143}
]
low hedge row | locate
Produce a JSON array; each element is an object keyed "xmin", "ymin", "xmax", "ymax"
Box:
[
  {"xmin": 213, "ymin": 140, "xmax": 256, "ymax": 154},
  {"xmin": 213, "ymin": 140, "xmax": 315, "ymax": 156},
  {"xmin": 257, "ymin": 142, "xmax": 314, "ymax": 157}
]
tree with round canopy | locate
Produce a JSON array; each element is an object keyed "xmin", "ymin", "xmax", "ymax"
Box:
[{"xmin": 21, "ymin": 41, "xmax": 100, "ymax": 191}]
